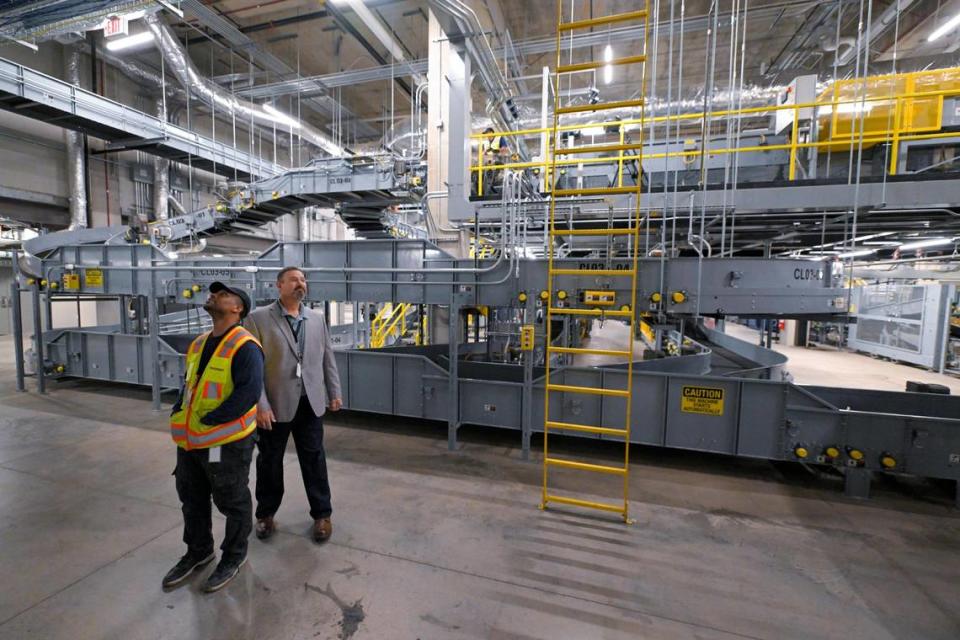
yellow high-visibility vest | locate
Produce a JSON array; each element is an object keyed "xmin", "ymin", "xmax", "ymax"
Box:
[
  {"xmin": 170, "ymin": 325, "xmax": 261, "ymax": 450},
  {"xmin": 483, "ymin": 136, "xmax": 504, "ymax": 153}
]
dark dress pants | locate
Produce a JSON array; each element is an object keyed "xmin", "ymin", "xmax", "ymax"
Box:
[{"xmin": 255, "ymin": 396, "xmax": 332, "ymax": 521}]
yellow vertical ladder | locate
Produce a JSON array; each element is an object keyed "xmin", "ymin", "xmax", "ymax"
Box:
[{"xmin": 540, "ymin": 2, "xmax": 650, "ymax": 523}]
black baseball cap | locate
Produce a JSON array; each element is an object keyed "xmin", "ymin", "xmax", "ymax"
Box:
[{"xmin": 209, "ymin": 281, "xmax": 251, "ymax": 318}]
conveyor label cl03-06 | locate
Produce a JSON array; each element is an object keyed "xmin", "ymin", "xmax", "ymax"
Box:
[{"xmin": 680, "ymin": 385, "xmax": 724, "ymax": 416}]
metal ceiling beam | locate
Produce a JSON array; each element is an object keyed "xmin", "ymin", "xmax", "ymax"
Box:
[
  {"xmin": 178, "ymin": 0, "xmax": 374, "ymax": 136},
  {"xmin": 324, "ymin": 1, "xmax": 413, "ymax": 99},
  {"xmin": 233, "ymin": 0, "xmax": 824, "ymax": 100}
]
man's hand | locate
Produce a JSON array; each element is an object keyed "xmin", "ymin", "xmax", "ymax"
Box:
[
  {"xmin": 328, "ymin": 398, "xmax": 342, "ymax": 412},
  {"xmin": 257, "ymin": 406, "xmax": 276, "ymax": 430}
]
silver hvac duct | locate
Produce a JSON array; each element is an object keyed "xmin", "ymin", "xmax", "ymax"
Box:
[
  {"xmin": 488, "ymin": 84, "xmax": 786, "ymax": 133},
  {"xmin": 63, "ymin": 45, "xmax": 87, "ymax": 231},
  {"xmin": 298, "ymin": 209, "xmax": 310, "ymax": 241},
  {"xmin": 153, "ymin": 97, "xmax": 170, "ymax": 222},
  {"xmin": 98, "ymin": 48, "xmax": 188, "ymax": 103},
  {"xmin": 142, "ymin": 13, "xmax": 346, "ymax": 157},
  {"xmin": 835, "ymin": 0, "xmax": 917, "ymax": 67}
]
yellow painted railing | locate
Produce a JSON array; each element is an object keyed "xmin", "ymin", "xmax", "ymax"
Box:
[
  {"xmin": 472, "ymin": 68, "xmax": 960, "ymax": 187},
  {"xmin": 369, "ymin": 302, "xmax": 412, "ymax": 348}
]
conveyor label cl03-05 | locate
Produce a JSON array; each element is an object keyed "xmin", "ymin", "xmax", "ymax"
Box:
[{"xmin": 680, "ymin": 385, "xmax": 724, "ymax": 416}]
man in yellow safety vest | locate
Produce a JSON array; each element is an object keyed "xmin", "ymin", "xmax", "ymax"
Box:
[
  {"xmin": 163, "ymin": 281, "xmax": 264, "ymax": 593},
  {"xmin": 480, "ymin": 127, "xmax": 510, "ymax": 195}
]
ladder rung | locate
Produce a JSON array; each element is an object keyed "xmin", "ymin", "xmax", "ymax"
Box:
[
  {"xmin": 546, "ymin": 383, "xmax": 630, "ymax": 398},
  {"xmin": 555, "ymin": 143, "xmax": 645, "ymax": 156},
  {"xmin": 544, "ymin": 493, "xmax": 626, "ymax": 514},
  {"xmin": 545, "ymin": 420, "xmax": 628, "ymax": 437},
  {"xmin": 557, "ymin": 98, "xmax": 646, "ymax": 115},
  {"xmin": 550, "ymin": 227, "xmax": 638, "ymax": 236},
  {"xmin": 550, "ymin": 268, "xmax": 634, "ymax": 277},
  {"xmin": 548, "ymin": 307, "xmax": 631, "ymax": 317},
  {"xmin": 553, "ymin": 186, "xmax": 642, "ymax": 197},
  {"xmin": 545, "ymin": 457, "xmax": 627, "ymax": 475},
  {"xmin": 558, "ymin": 55, "xmax": 647, "ymax": 74},
  {"xmin": 558, "ymin": 10, "xmax": 648, "ymax": 32},
  {"xmin": 549, "ymin": 346, "xmax": 632, "ymax": 357}
]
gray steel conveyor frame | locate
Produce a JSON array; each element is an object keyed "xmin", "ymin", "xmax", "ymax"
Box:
[{"xmin": 15, "ymin": 238, "xmax": 960, "ymax": 505}]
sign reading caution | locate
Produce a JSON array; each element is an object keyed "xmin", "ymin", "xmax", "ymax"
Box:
[
  {"xmin": 681, "ymin": 385, "xmax": 724, "ymax": 416},
  {"xmin": 84, "ymin": 269, "xmax": 103, "ymax": 288}
]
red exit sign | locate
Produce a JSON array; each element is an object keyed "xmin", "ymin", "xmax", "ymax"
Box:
[{"xmin": 103, "ymin": 15, "xmax": 128, "ymax": 38}]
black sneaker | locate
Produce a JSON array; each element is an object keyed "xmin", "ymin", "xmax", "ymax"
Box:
[
  {"xmin": 162, "ymin": 551, "xmax": 215, "ymax": 589},
  {"xmin": 202, "ymin": 555, "xmax": 247, "ymax": 593}
]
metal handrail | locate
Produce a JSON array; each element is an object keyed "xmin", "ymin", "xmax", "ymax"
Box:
[{"xmin": 471, "ymin": 82, "xmax": 960, "ymax": 183}]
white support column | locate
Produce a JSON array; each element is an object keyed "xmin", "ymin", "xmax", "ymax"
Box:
[
  {"xmin": 540, "ymin": 65, "xmax": 550, "ymax": 192},
  {"xmin": 427, "ymin": 9, "xmax": 471, "ymax": 257}
]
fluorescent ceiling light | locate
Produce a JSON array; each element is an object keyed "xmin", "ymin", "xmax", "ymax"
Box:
[
  {"xmin": 260, "ymin": 104, "xmax": 301, "ymax": 129},
  {"xmin": 927, "ymin": 12, "xmax": 960, "ymax": 42},
  {"xmin": 837, "ymin": 248, "xmax": 876, "ymax": 259},
  {"xmin": 898, "ymin": 237, "xmax": 954, "ymax": 251},
  {"xmin": 603, "ymin": 44, "xmax": 613, "ymax": 85},
  {"xmin": 105, "ymin": 31, "xmax": 153, "ymax": 51}
]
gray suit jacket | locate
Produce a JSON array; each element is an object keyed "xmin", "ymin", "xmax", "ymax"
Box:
[{"xmin": 244, "ymin": 301, "xmax": 342, "ymax": 422}]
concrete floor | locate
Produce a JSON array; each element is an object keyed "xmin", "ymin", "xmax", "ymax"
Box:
[
  {"xmin": 724, "ymin": 323, "xmax": 960, "ymax": 393},
  {"xmin": 1, "ymin": 336, "xmax": 959, "ymax": 639}
]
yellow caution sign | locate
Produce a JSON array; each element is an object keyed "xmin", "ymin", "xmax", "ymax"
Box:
[
  {"xmin": 520, "ymin": 325, "xmax": 535, "ymax": 351},
  {"xmin": 680, "ymin": 385, "xmax": 724, "ymax": 416},
  {"xmin": 63, "ymin": 273, "xmax": 80, "ymax": 291},
  {"xmin": 84, "ymin": 269, "xmax": 103, "ymax": 288}
]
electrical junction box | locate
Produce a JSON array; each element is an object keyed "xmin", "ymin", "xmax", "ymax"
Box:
[
  {"xmin": 775, "ymin": 75, "xmax": 817, "ymax": 134},
  {"xmin": 520, "ymin": 325, "xmax": 535, "ymax": 351},
  {"xmin": 582, "ymin": 290, "xmax": 616, "ymax": 307}
]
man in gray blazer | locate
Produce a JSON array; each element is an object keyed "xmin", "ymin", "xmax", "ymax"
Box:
[{"xmin": 244, "ymin": 266, "xmax": 342, "ymax": 543}]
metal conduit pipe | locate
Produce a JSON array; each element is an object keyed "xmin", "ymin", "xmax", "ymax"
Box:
[
  {"xmin": 429, "ymin": 0, "xmax": 528, "ymax": 161},
  {"xmin": 63, "ymin": 44, "xmax": 88, "ymax": 231},
  {"xmin": 153, "ymin": 96, "xmax": 170, "ymax": 222},
  {"xmin": 168, "ymin": 195, "xmax": 187, "ymax": 216},
  {"xmin": 143, "ymin": 13, "xmax": 346, "ymax": 157}
]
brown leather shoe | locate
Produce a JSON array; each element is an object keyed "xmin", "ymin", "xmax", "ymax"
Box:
[
  {"xmin": 312, "ymin": 517, "xmax": 332, "ymax": 543},
  {"xmin": 256, "ymin": 516, "xmax": 276, "ymax": 540}
]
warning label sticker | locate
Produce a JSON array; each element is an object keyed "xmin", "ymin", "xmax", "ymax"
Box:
[
  {"xmin": 84, "ymin": 269, "xmax": 103, "ymax": 288},
  {"xmin": 63, "ymin": 273, "xmax": 80, "ymax": 290},
  {"xmin": 681, "ymin": 385, "xmax": 724, "ymax": 416}
]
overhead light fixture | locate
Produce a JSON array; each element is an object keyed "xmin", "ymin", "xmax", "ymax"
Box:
[
  {"xmin": 927, "ymin": 12, "xmax": 960, "ymax": 42},
  {"xmin": 603, "ymin": 44, "xmax": 613, "ymax": 85},
  {"xmin": 837, "ymin": 248, "xmax": 876, "ymax": 259},
  {"xmin": 581, "ymin": 126, "xmax": 605, "ymax": 137},
  {"xmin": 898, "ymin": 237, "xmax": 954, "ymax": 251},
  {"xmin": 105, "ymin": 31, "xmax": 153, "ymax": 51},
  {"xmin": 260, "ymin": 104, "xmax": 301, "ymax": 129}
]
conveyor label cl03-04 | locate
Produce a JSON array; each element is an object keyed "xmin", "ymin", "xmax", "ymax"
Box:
[{"xmin": 680, "ymin": 385, "xmax": 724, "ymax": 416}]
